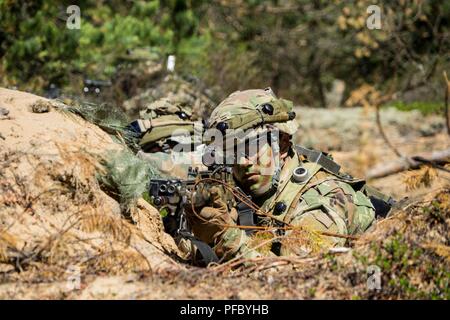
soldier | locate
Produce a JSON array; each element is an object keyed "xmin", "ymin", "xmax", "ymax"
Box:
[
  {"xmin": 127, "ymin": 97, "xmax": 206, "ymax": 179},
  {"xmin": 187, "ymin": 88, "xmax": 393, "ymax": 261}
]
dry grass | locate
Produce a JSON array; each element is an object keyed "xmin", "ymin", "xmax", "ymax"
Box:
[
  {"xmin": 403, "ymin": 165, "xmax": 438, "ymax": 191},
  {"xmin": 0, "ymin": 144, "xmax": 172, "ymax": 283}
]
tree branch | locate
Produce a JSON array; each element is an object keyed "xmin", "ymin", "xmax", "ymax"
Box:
[{"xmin": 366, "ymin": 148, "xmax": 450, "ymax": 179}]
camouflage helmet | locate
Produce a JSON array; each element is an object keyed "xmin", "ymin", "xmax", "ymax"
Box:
[
  {"xmin": 135, "ymin": 115, "xmax": 201, "ymax": 149},
  {"xmin": 128, "ymin": 98, "xmax": 202, "ymax": 151},
  {"xmin": 139, "ymin": 97, "xmax": 192, "ymax": 120},
  {"xmin": 208, "ymin": 88, "xmax": 298, "ymax": 136}
]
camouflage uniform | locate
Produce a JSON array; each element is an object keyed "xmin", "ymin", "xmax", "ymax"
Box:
[
  {"xmin": 128, "ymin": 98, "xmax": 206, "ymax": 179},
  {"xmin": 197, "ymin": 88, "xmax": 383, "ymax": 260}
]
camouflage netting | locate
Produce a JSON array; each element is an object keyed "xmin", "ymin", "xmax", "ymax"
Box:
[
  {"xmin": 60, "ymin": 99, "xmax": 141, "ymax": 150},
  {"xmin": 61, "ymin": 100, "xmax": 128, "ymax": 133},
  {"xmin": 99, "ymin": 149, "xmax": 161, "ymax": 207},
  {"xmin": 58, "ymin": 100, "xmax": 162, "ymax": 206}
]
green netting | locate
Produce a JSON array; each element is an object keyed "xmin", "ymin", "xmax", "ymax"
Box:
[
  {"xmin": 57, "ymin": 99, "xmax": 160, "ymax": 205},
  {"xmin": 99, "ymin": 149, "xmax": 161, "ymax": 205},
  {"xmin": 59, "ymin": 99, "xmax": 141, "ymax": 151}
]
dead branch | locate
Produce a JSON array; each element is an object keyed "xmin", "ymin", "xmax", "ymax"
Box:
[
  {"xmin": 366, "ymin": 148, "xmax": 450, "ymax": 179},
  {"xmin": 375, "ymin": 103, "xmax": 404, "ymax": 158},
  {"xmin": 371, "ymin": 61, "xmax": 441, "ymax": 161},
  {"xmin": 444, "ymin": 71, "xmax": 450, "ymax": 136}
]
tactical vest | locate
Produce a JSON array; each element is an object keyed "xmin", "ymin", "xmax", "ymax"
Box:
[{"xmin": 247, "ymin": 146, "xmax": 394, "ymax": 228}]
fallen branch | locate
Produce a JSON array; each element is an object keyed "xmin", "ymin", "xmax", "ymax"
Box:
[
  {"xmin": 444, "ymin": 71, "xmax": 450, "ymax": 136},
  {"xmin": 366, "ymin": 148, "xmax": 450, "ymax": 179}
]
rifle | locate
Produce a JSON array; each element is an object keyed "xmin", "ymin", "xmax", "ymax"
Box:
[{"xmin": 148, "ymin": 165, "xmax": 235, "ymax": 265}]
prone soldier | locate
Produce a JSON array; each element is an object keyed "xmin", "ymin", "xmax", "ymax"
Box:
[
  {"xmin": 127, "ymin": 97, "xmax": 206, "ymax": 179},
  {"xmin": 185, "ymin": 88, "xmax": 394, "ymax": 261}
]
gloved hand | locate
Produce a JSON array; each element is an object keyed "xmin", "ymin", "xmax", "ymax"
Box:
[{"xmin": 188, "ymin": 186, "xmax": 238, "ymax": 245}]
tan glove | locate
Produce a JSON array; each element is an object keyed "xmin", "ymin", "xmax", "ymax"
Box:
[{"xmin": 188, "ymin": 186, "xmax": 238, "ymax": 245}]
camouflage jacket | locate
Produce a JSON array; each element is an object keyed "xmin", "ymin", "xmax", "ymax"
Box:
[{"xmin": 213, "ymin": 149, "xmax": 376, "ymax": 260}]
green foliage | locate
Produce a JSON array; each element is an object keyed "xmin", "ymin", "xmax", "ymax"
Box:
[
  {"xmin": 0, "ymin": 0, "xmax": 79, "ymax": 87},
  {"xmin": 0, "ymin": 0, "xmax": 202, "ymax": 92},
  {"xmin": 388, "ymin": 101, "xmax": 444, "ymax": 116},
  {"xmin": 77, "ymin": 4, "xmax": 173, "ymax": 78},
  {"xmin": 59, "ymin": 98, "xmax": 161, "ymax": 208},
  {"xmin": 178, "ymin": 0, "xmax": 449, "ymax": 106},
  {"xmin": 177, "ymin": 33, "xmax": 259, "ymax": 100},
  {"xmin": 0, "ymin": 0, "xmax": 448, "ymax": 108}
]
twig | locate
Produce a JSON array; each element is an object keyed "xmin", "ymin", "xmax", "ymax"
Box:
[
  {"xmin": 412, "ymin": 156, "xmax": 450, "ymax": 173},
  {"xmin": 375, "ymin": 104, "xmax": 404, "ymax": 159},
  {"xmin": 372, "ymin": 61, "xmax": 440, "ymax": 162},
  {"xmin": 444, "ymin": 71, "xmax": 450, "ymax": 136}
]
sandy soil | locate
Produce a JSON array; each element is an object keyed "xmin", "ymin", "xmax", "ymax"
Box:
[{"xmin": 0, "ymin": 88, "xmax": 180, "ymax": 280}]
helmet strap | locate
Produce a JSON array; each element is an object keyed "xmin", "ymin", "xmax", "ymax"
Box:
[{"xmin": 270, "ymin": 129, "xmax": 281, "ymax": 190}]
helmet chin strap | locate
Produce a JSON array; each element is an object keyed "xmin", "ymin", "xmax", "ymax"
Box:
[{"xmin": 270, "ymin": 130, "xmax": 281, "ymax": 190}]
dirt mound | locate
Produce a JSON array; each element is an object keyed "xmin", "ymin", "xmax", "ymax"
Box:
[{"xmin": 0, "ymin": 88, "xmax": 180, "ymax": 284}]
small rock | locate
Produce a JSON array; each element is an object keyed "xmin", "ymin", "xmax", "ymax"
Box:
[
  {"xmin": 0, "ymin": 263, "xmax": 15, "ymax": 273},
  {"xmin": 31, "ymin": 99, "xmax": 52, "ymax": 113},
  {"xmin": 0, "ymin": 106, "xmax": 9, "ymax": 116},
  {"xmin": 0, "ymin": 106, "xmax": 10, "ymax": 120}
]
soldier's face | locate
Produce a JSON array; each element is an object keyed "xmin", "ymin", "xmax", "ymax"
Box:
[{"xmin": 233, "ymin": 140, "xmax": 277, "ymax": 197}]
